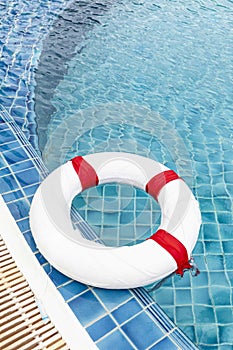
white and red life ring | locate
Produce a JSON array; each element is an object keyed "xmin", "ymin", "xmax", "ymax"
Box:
[{"xmin": 30, "ymin": 152, "xmax": 201, "ymax": 289}]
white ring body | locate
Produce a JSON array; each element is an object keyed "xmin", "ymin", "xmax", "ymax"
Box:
[{"xmin": 29, "ymin": 152, "xmax": 201, "ymax": 289}]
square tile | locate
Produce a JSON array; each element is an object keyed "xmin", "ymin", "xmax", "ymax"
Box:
[
  {"xmin": 94, "ymin": 288, "xmax": 131, "ymax": 311},
  {"xmin": 112, "ymin": 298, "xmax": 142, "ymax": 324},
  {"xmin": 97, "ymin": 329, "xmax": 133, "ymax": 350},
  {"xmin": 58, "ymin": 280, "xmax": 88, "ymax": 301},
  {"xmin": 150, "ymin": 336, "xmax": 178, "ymax": 350},
  {"xmin": 86, "ymin": 315, "xmax": 116, "ymax": 341},
  {"xmin": 68, "ymin": 290, "xmax": 106, "ymax": 326},
  {"xmin": 122, "ymin": 312, "xmax": 164, "ymax": 349}
]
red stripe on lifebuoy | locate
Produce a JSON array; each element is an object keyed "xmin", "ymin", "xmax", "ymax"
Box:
[
  {"xmin": 149, "ymin": 229, "xmax": 192, "ymax": 276},
  {"xmin": 72, "ymin": 156, "xmax": 99, "ymax": 190},
  {"xmin": 146, "ymin": 170, "xmax": 181, "ymax": 201}
]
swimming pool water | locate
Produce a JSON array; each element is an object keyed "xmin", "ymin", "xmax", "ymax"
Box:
[
  {"xmin": 9, "ymin": 0, "xmax": 233, "ymax": 348},
  {"xmin": 33, "ymin": 0, "xmax": 233, "ymax": 348}
]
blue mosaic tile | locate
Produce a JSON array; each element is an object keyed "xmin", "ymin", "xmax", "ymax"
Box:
[
  {"xmin": 10, "ymin": 159, "xmax": 35, "ymax": 172},
  {"xmin": 68, "ymin": 290, "xmax": 106, "ymax": 327},
  {"xmin": 193, "ymin": 287, "xmax": 211, "ymax": 305},
  {"xmin": 2, "ymin": 189, "xmax": 24, "ymax": 202},
  {"xmin": 205, "ymin": 241, "xmax": 222, "ymax": 254},
  {"xmin": 58, "ymin": 280, "xmax": 88, "ymax": 301},
  {"xmin": 3, "ymin": 147, "xmax": 29, "ymax": 165},
  {"xmin": 14, "ymin": 168, "xmax": 40, "ymax": 187},
  {"xmin": 86, "ymin": 315, "xmax": 117, "ymax": 342},
  {"xmin": 219, "ymin": 224, "xmax": 233, "ymax": 240},
  {"xmin": 216, "ymin": 307, "xmax": 233, "ymax": 325},
  {"xmin": 23, "ymin": 231, "xmax": 37, "ymax": 253},
  {"xmin": 209, "ymin": 272, "xmax": 229, "ymax": 287},
  {"xmin": 0, "ymin": 140, "xmax": 20, "ymax": 151},
  {"xmin": 176, "ymin": 306, "xmax": 194, "ymax": 324},
  {"xmin": 211, "ymin": 286, "xmax": 231, "ymax": 306},
  {"xmin": 112, "ymin": 298, "xmax": 142, "ymax": 324},
  {"xmin": 0, "ymin": 174, "xmax": 19, "ymax": 193},
  {"xmin": 0, "ymin": 167, "xmax": 11, "ymax": 176},
  {"xmin": 150, "ymin": 336, "xmax": 178, "ymax": 350},
  {"xmin": 153, "ymin": 287, "xmax": 174, "ymax": 306},
  {"xmin": 175, "ymin": 289, "xmax": 192, "ymax": 306},
  {"xmin": 23, "ymin": 183, "xmax": 40, "ymax": 196},
  {"xmin": 194, "ymin": 305, "xmax": 215, "ymax": 324},
  {"xmin": 205, "ymin": 255, "xmax": 224, "ymax": 271},
  {"xmin": 121, "ymin": 312, "xmax": 164, "ymax": 349},
  {"xmin": 196, "ymin": 325, "xmax": 218, "ymax": 345},
  {"xmin": 97, "ymin": 329, "xmax": 133, "ymax": 350},
  {"xmin": 16, "ymin": 217, "xmax": 30, "ymax": 232},
  {"xmin": 43, "ymin": 265, "xmax": 71, "ymax": 287},
  {"xmin": 93, "ymin": 288, "xmax": 132, "ymax": 311},
  {"xmin": 35, "ymin": 252, "xmax": 47, "ymax": 265},
  {"xmin": 7, "ymin": 198, "xmax": 30, "ymax": 220},
  {"xmin": 224, "ymin": 255, "xmax": 233, "ymax": 270}
]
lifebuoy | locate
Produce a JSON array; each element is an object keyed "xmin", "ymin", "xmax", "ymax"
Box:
[{"xmin": 29, "ymin": 152, "xmax": 201, "ymax": 289}]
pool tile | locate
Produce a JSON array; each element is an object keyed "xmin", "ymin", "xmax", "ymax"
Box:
[
  {"xmin": 205, "ymin": 241, "xmax": 222, "ymax": 254},
  {"xmin": 219, "ymin": 325, "xmax": 233, "ymax": 343},
  {"xmin": 193, "ymin": 287, "xmax": 211, "ymax": 305},
  {"xmin": 0, "ymin": 174, "xmax": 19, "ymax": 193},
  {"xmin": 202, "ymin": 224, "xmax": 219, "ymax": 240},
  {"xmin": 112, "ymin": 298, "xmax": 142, "ymax": 324},
  {"xmin": 68, "ymin": 290, "xmax": 106, "ymax": 326},
  {"xmin": 97, "ymin": 329, "xmax": 133, "ymax": 350},
  {"xmin": 43, "ymin": 265, "xmax": 71, "ymax": 287},
  {"xmin": 216, "ymin": 307, "xmax": 233, "ymax": 324},
  {"xmin": 14, "ymin": 167, "xmax": 40, "ymax": 187},
  {"xmin": 2, "ymin": 189, "xmax": 24, "ymax": 202},
  {"xmin": 94, "ymin": 288, "xmax": 131, "ymax": 311},
  {"xmin": 176, "ymin": 306, "xmax": 194, "ymax": 324},
  {"xmin": 35, "ymin": 252, "xmax": 47, "ymax": 265},
  {"xmin": 175, "ymin": 289, "xmax": 192, "ymax": 305},
  {"xmin": 86, "ymin": 315, "xmax": 117, "ymax": 341},
  {"xmin": 3, "ymin": 147, "xmax": 28, "ymax": 164},
  {"xmin": 23, "ymin": 231, "xmax": 37, "ymax": 252},
  {"xmin": 194, "ymin": 305, "xmax": 215, "ymax": 324},
  {"xmin": 153, "ymin": 287, "xmax": 174, "ymax": 306},
  {"xmin": 222, "ymin": 240, "xmax": 233, "ymax": 253},
  {"xmin": 121, "ymin": 312, "xmax": 164, "ymax": 349},
  {"xmin": 211, "ymin": 286, "xmax": 231, "ymax": 306},
  {"xmin": 17, "ymin": 217, "xmax": 30, "ymax": 232},
  {"xmin": 205, "ymin": 255, "xmax": 224, "ymax": 271},
  {"xmin": 11, "ymin": 159, "xmax": 35, "ymax": 172},
  {"xmin": 150, "ymin": 336, "xmax": 178, "ymax": 350},
  {"xmin": 7, "ymin": 198, "xmax": 30, "ymax": 220},
  {"xmin": 196, "ymin": 325, "xmax": 218, "ymax": 345},
  {"xmin": 0, "ymin": 140, "xmax": 20, "ymax": 151},
  {"xmin": 209, "ymin": 271, "xmax": 229, "ymax": 287},
  {"xmin": 58, "ymin": 280, "xmax": 88, "ymax": 301}
]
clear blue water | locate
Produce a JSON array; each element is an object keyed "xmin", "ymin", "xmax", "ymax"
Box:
[{"xmin": 35, "ymin": 0, "xmax": 233, "ymax": 348}]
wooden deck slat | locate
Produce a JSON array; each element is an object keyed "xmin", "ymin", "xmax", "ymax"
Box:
[{"xmin": 0, "ymin": 235, "xmax": 69, "ymax": 350}]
